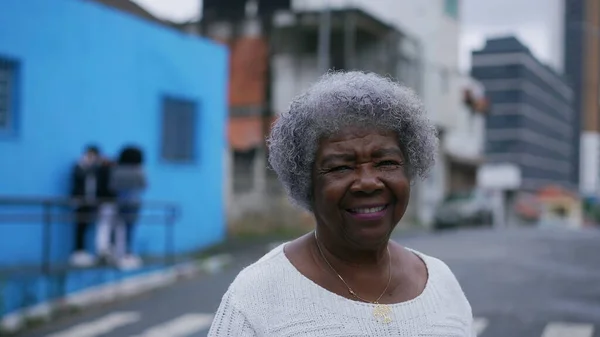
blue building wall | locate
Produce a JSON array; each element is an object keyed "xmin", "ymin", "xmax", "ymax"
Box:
[
  {"xmin": 0, "ymin": 0, "xmax": 228, "ymax": 315},
  {"xmin": 472, "ymin": 36, "xmax": 575, "ymax": 191}
]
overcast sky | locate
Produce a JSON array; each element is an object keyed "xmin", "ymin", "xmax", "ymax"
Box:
[
  {"xmin": 460, "ymin": 0, "xmax": 563, "ymax": 72},
  {"xmin": 132, "ymin": 0, "xmax": 200, "ymax": 22},
  {"xmin": 132, "ymin": 0, "xmax": 564, "ymax": 73}
]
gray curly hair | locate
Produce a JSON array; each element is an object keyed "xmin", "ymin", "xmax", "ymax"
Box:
[{"xmin": 267, "ymin": 71, "xmax": 438, "ymax": 211}]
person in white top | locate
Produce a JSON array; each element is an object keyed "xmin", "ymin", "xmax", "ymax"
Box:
[{"xmin": 209, "ymin": 71, "xmax": 474, "ymax": 336}]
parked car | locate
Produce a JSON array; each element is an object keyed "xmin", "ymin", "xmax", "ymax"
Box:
[{"xmin": 433, "ymin": 189, "xmax": 494, "ymax": 230}]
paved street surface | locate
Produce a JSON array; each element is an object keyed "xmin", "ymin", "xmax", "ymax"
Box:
[{"xmin": 17, "ymin": 226, "xmax": 600, "ymax": 337}]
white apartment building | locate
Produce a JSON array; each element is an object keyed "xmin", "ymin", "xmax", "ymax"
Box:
[{"xmin": 444, "ymin": 76, "xmax": 487, "ymax": 190}]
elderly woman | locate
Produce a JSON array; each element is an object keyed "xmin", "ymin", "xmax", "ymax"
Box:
[{"xmin": 208, "ymin": 71, "xmax": 473, "ymax": 336}]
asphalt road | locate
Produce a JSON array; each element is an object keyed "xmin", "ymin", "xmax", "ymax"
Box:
[{"xmin": 17, "ymin": 226, "xmax": 600, "ymax": 337}]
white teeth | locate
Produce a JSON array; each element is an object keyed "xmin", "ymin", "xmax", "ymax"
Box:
[{"xmin": 352, "ymin": 206, "xmax": 385, "ymax": 214}]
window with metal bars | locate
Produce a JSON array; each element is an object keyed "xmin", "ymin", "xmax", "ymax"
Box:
[
  {"xmin": 160, "ymin": 96, "xmax": 197, "ymax": 163},
  {"xmin": 0, "ymin": 58, "xmax": 16, "ymax": 133}
]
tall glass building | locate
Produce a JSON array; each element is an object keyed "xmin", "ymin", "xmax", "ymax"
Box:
[{"xmin": 471, "ymin": 36, "xmax": 576, "ymax": 192}]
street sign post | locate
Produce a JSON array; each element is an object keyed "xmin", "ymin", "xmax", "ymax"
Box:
[{"xmin": 477, "ymin": 164, "xmax": 522, "ymax": 229}]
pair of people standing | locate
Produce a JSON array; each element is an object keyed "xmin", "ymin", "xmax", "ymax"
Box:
[{"xmin": 70, "ymin": 145, "xmax": 147, "ymax": 270}]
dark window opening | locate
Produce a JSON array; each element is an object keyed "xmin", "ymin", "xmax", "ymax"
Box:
[
  {"xmin": 202, "ymin": 0, "xmax": 246, "ymax": 20},
  {"xmin": 257, "ymin": 0, "xmax": 291, "ymax": 15},
  {"xmin": 0, "ymin": 58, "xmax": 17, "ymax": 133},
  {"xmin": 233, "ymin": 148, "xmax": 256, "ymax": 193},
  {"xmin": 161, "ymin": 97, "xmax": 197, "ymax": 163}
]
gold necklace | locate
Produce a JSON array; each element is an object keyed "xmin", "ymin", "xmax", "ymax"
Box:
[{"xmin": 314, "ymin": 231, "xmax": 393, "ymax": 324}]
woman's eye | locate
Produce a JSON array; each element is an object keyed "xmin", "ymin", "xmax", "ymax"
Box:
[
  {"xmin": 330, "ymin": 165, "xmax": 352, "ymax": 172},
  {"xmin": 378, "ymin": 160, "xmax": 400, "ymax": 167}
]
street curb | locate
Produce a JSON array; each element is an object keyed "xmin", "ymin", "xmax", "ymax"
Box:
[{"xmin": 0, "ymin": 254, "xmax": 232, "ymax": 334}]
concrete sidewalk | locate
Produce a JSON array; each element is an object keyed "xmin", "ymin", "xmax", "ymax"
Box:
[
  {"xmin": 0, "ymin": 254, "xmax": 234, "ymax": 335},
  {"xmin": 1, "ymin": 230, "xmax": 304, "ymax": 335}
]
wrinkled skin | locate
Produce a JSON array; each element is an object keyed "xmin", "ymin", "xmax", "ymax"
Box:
[
  {"xmin": 312, "ymin": 126, "xmax": 410, "ymax": 256},
  {"xmin": 284, "ymin": 126, "xmax": 426, "ymax": 305}
]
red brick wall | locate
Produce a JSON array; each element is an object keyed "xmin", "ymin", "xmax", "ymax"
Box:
[
  {"xmin": 228, "ymin": 116, "xmax": 264, "ymax": 150},
  {"xmin": 229, "ymin": 37, "xmax": 269, "ymax": 106},
  {"xmin": 223, "ymin": 36, "xmax": 270, "ymax": 150},
  {"xmin": 583, "ymin": 0, "xmax": 600, "ymax": 131}
]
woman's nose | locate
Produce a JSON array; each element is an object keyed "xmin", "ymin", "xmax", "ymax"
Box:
[{"xmin": 350, "ymin": 166, "xmax": 384, "ymax": 194}]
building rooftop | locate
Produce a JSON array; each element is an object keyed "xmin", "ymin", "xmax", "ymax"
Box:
[
  {"xmin": 472, "ymin": 35, "xmax": 569, "ymax": 83},
  {"xmin": 86, "ymin": 0, "xmax": 166, "ymax": 25},
  {"xmin": 479, "ymin": 36, "xmax": 531, "ymax": 54}
]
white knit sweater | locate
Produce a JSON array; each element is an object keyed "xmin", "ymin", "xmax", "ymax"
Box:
[{"xmin": 208, "ymin": 244, "xmax": 474, "ymax": 336}]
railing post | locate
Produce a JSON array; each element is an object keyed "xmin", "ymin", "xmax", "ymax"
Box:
[
  {"xmin": 165, "ymin": 206, "xmax": 176, "ymax": 266},
  {"xmin": 42, "ymin": 202, "xmax": 51, "ymax": 274}
]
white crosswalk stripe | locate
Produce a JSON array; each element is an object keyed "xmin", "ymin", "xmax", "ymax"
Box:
[
  {"xmin": 541, "ymin": 322, "xmax": 595, "ymax": 337},
  {"xmin": 130, "ymin": 313, "xmax": 214, "ymax": 337},
  {"xmin": 46, "ymin": 312, "xmax": 141, "ymax": 337}
]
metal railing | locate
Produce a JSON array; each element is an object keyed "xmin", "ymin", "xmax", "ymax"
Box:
[{"xmin": 0, "ymin": 196, "xmax": 180, "ymax": 276}]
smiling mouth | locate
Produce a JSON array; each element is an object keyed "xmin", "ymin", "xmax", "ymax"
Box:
[{"xmin": 347, "ymin": 205, "xmax": 388, "ymax": 214}]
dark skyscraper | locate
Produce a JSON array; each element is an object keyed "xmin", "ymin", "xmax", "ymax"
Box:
[
  {"xmin": 472, "ymin": 36, "xmax": 575, "ymax": 192},
  {"xmin": 564, "ymin": 0, "xmax": 600, "ymax": 195}
]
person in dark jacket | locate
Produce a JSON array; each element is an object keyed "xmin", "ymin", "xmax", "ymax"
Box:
[
  {"xmin": 94, "ymin": 158, "xmax": 118, "ymax": 263},
  {"xmin": 69, "ymin": 145, "xmax": 103, "ymax": 267},
  {"xmin": 110, "ymin": 146, "xmax": 147, "ymax": 270}
]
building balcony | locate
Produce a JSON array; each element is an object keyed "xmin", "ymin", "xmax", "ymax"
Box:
[{"xmin": 270, "ymin": 7, "xmax": 422, "ymax": 114}]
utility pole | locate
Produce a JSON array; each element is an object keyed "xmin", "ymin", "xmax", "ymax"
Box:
[
  {"xmin": 317, "ymin": 3, "xmax": 331, "ymax": 74},
  {"xmin": 343, "ymin": 10, "xmax": 356, "ymax": 70},
  {"xmin": 257, "ymin": 0, "xmax": 274, "ymax": 176},
  {"xmin": 260, "ymin": 1, "xmax": 272, "ymax": 129}
]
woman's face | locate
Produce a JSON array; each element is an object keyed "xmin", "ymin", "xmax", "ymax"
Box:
[{"xmin": 312, "ymin": 126, "xmax": 410, "ymax": 249}]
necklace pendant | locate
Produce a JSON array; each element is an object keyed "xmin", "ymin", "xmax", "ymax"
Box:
[{"xmin": 373, "ymin": 303, "xmax": 392, "ymax": 324}]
